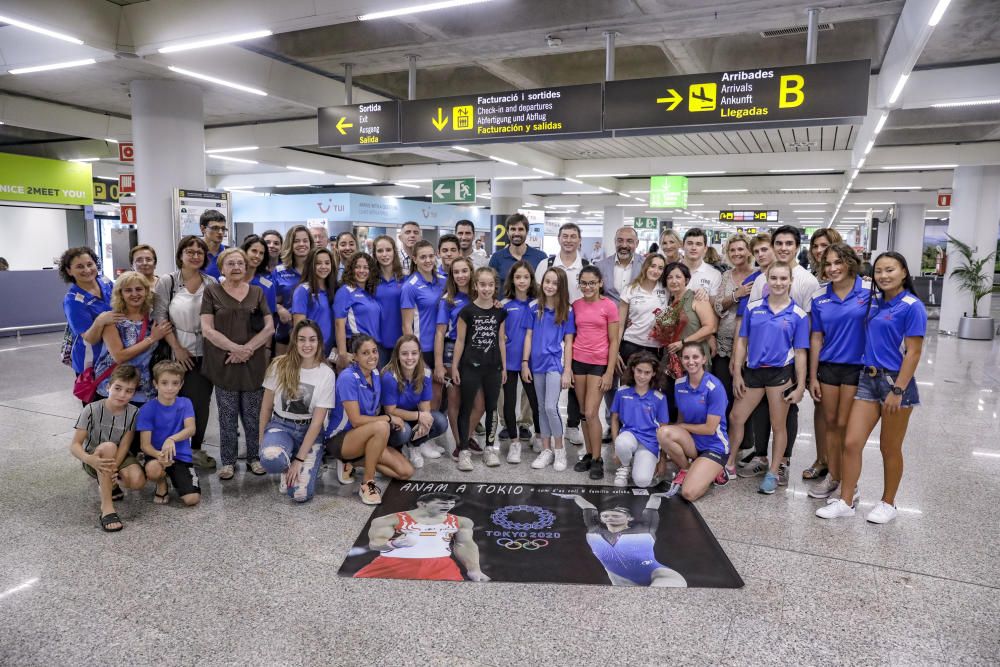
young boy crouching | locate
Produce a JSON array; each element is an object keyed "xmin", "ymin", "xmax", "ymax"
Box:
[
  {"xmin": 138, "ymin": 361, "xmax": 200, "ymax": 507},
  {"xmin": 69, "ymin": 365, "xmax": 146, "ymax": 532}
]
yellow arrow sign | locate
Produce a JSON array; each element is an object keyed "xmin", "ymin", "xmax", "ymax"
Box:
[
  {"xmin": 432, "ymin": 107, "xmax": 449, "ymax": 131},
  {"xmin": 336, "ymin": 117, "xmax": 354, "ymax": 135},
  {"xmin": 656, "ymin": 88, "xmax": 683, "ymax": 111}
]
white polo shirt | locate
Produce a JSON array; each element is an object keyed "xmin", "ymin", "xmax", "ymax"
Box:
[
  {"xmin": 687, "ymin": 261, "xmax": 723, "ymax": 297},
  {"xmin": 536, "ymin": 252, "xmax": 585, "ymax": 303},
  {"xmin": 749, "ymin": 263, "xmax": 820, "ymax": 313}
]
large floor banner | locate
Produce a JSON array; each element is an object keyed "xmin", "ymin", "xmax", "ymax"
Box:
[{"xmin": 339, "ymin": 480, "xmax": 743, "ymax": 589}]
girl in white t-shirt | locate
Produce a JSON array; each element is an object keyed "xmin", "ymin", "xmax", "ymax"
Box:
[
  {"xmin": 258, "ymin": 320, "xmax": 335, "ymax": 503},
  {"xmin": 617, "ymin": 253, "xmax": 668, "ymax": 370}
]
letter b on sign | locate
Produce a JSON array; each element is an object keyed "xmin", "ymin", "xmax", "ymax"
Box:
[{"xmin": 779, "ymin": 75, "xmax": 804, "ymax": 108}]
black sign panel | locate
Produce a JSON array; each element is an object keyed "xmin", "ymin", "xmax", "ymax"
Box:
[
  {"xmin": 401, "ymin": 84, "xmax": 603, "ymax": 144},
  {"xmin": 721, "ymin": 210, "xmax": 778, "ymax": 223},
  {"xmin": 605, "ymin": 60, "xmax": 870, "ymax": 131},
  {"xmin": 319, "ymin": 102, "xmax": 400, "ymax": 147}
]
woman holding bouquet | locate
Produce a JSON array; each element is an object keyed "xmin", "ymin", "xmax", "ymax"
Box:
[{"xmin": 654, "ymin": 262, "xmax": 717, "ymax": 421}]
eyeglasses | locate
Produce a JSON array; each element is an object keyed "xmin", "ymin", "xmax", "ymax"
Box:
[
  {"xmin": 579, "ymin": 280, "xmax": 599, "ymax": 287},
  {"xmin": 206, "ymin": 225, "xmax": 227, "ymax": 233},
  {"xmin": 183, "ymin": 249, "xmax": 205, "ymax": 256}
]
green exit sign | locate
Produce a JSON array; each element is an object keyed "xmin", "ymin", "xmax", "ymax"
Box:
[
  {"xmin": 649, "ymin": 175, "xmax": 688, "ymax": 208},
  {"xmin": 633, "ymin": 217, "xmax": 659, "ymax": 230},
  {"xmin": 432, "ymin": 177, "xmax": 476, "ymax": 204}
]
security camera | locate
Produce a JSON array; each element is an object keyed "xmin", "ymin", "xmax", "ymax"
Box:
[{"xmin": 546, "ymin": 35, "xmax": 562, "ymax": 47}]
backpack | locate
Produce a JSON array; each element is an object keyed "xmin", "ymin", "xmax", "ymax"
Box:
[{"xmin": 546, "ymin": 255, "xmax": 590, "ymax": 269}]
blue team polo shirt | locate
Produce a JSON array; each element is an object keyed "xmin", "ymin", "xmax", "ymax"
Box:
[
  {"xmin": 810, "ymin": 277, "xmax": 870, "ymax": 364},
  {"xmin": 291, "ymin": 285, "xmax": 334, "ymax": 354},
  {"xmin": 251, "ymin": 273, "xmax": 277, "ymax": 315},
  {"xmin": 674, "ymin": 372, "xmax": 729, "ymax": 456},
  {"xmin": 735, "ymin": 270, "xmax": 761, "ymax": 317},
  {"xmin": 204, "ymin": 243, "xmax": 227, "ymax": 280},
  {"xmin": 610, "ymin": 386, "xmax": 671, "ymax": 454},
  {"xmin": 863, "ymin": 290, "xmax": 927, "ymax": 370},
  {"xmin": 400, "ymin": 272, "xmax": 445, "ymax": 352},
  {"xmin": 381, "ymin": 368, "xmax": 433, "ymax": 412},
  {"xmin": 739, "ymin": 297, "xmax": 810, "ymax": 368},
  {"xmin": 502, "ymin": 297, "xmax": 534, "ymax": 372},
  {"xmin": 326, "ymin": 365, "xmax": 381, "ymax": 438},
  {"xmin": 376, "ymin": 275, "xmax": 404, "ymax": 350},
  {"xmin": 437, "ymin": 292, "xmax": 470, "ymax": 341},
  {"xmin": 63, "ymin": 278, "xmax": 114, "ymax": 374},
  {"xmin": 526, "ymin": 303, "xmax": 576, "ymax": 373},
  {"xmin": 488, "ymin": 245, "xmax": 548, "ymax": 282},
  {"xmin": 333, "ymin": 285, "xmax": 382, "ymax": 339},
  {"xmin": 136, "ymin": 396, "xmax": 196, "ymax": 463},
  {"xmin": 272, "ymin": 264, "xmax": 302, "ymax": 340}
]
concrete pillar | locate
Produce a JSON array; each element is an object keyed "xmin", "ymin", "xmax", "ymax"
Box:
[
  {"xmin": 490, "ymin": 179, "xmax": 522, "ymax": 253},
  {"xmin": 129, "ymin": 80, "xmax": 205, "ymax": 263},
  {"xmin": 939, "ymin": 166, "xmax": 1000, "ymax": 333},
  {"xmin": 603, "ymin": 205, "xmax": 624, "ymax": 260},
  {"xmin": 894, "ymin": 203, "xmax": 926, "ymax": 277}
]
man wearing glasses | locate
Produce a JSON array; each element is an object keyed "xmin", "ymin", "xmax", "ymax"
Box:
[{"xmin": 200, "ymin": 210, "xmax": 228, "ymax": 280}]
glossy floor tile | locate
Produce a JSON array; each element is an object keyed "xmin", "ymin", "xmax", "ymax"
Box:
[{"xmin": 1, "ymin": 326, "xmax": 998, "ymax": 666}]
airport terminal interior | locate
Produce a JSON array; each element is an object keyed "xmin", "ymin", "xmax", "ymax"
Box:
[{"xmin": 1, "ymin": 1, "xmax": 999, "ymax": 665}]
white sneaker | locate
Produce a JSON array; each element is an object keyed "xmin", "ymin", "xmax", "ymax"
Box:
[
  {"xmin": 419, "ymin": 442, "xmax": 442, "ymax": 459},
  {"xmin": 408, "ymin": 447, "xmax": 425, "ymax": 469},
  {"xmin": 866, "ymin": 501, "xmax": 898, "ymax": 524},
  {"xmin": 531, "ymin": 449, "xmax": 554, "ymax": 469},
  {"xmin": 507, "ymin": 442, "xmax": 522, "ymax": 464},
  {"xmin": 336, "ymin": 459, "xmax": 354, "ymax": 485},
  {"xmin": 827, "ymin": 487, "xmax": 860, "ymax": 505},
  {"xmin": 564, "ymin": 426, "xmax": 583, "ymax": 445},
  {"xmin": 553, "ymin": 448, "xmax": 567, "ymax": 471},
  {"xmin": 457, "ymin": 450, "xmax": 474, "ymax": 472},
  {"xmin": 614, "ymin": 466, "xmax": 630, "ymax": 487},
  {"xmin": 484, "ymin": 446, "xmax": 501, "ymax": 467},
  {"xmin": 816, "ymin": 498, "xmax": 856, "ymax": 519}
]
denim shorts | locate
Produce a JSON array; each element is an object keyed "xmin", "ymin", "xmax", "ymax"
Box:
[{"xmin": 855, "ymin": 370, "xmax": 920, "ymax": 408}]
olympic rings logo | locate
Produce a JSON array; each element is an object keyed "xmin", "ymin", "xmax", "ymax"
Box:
[
  {"xmin": 491, "ymin": 505, "xmax": 556, "ymax": 531},
  {"xmin": 497, "ymin": 538, "xmax": 550, "ymax": 550}
]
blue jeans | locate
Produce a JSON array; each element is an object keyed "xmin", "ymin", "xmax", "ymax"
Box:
[
  {"xmin": 388, "ymin": 410, "xmax": 448, "ymax": 449},
  {"xmin": 855, "ymin": 371, "xmax": 920, "ymax": 408},
  {"xmin": 260, "ymin": 415, "xmax": 325, "ymax": 502}
]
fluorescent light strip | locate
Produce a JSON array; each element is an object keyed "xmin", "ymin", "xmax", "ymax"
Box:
[
  {"xmin": 347, "ymin": 175, "xmax": 378, "ymax": 183},
  {"xmin": 789, "ymin": 202, "xmax": 828, "ymax": 205},
  {"xmin": 793, "ymin": 210, "xmax": 827, "ymax": 213},
  {"xmin": 168, "ymin": 66, "xmax": 267, "ymax": 96},
  {"xmin": 70, "ymin": 157, "xmax": 100, "ymax": 162},
  {"xmin": 728, "ymin": 202, "xmax": 763, "ymax": 206},
  {"xmin": 394, "ymin": 182, "xmax": 421, "ymax": 189},
  {"xmin": 0, "ymin": 15, "xmax": 84, "ymax": 44},
  {"xmin": 532, "ymin": 168, "xmax": 555, "ymax": 176},
  {"xmin": 104, "ymin": 138, "xmax": 119, "ymax": 144},
  {"xmin": 768, "ymin": 168, "xmax": 836, "ymax": 173},
  {"xmin": 627, "ymin": 190, "xmax": 651, "ymax": 194},
  {"xmin": 274, "ymin": 184, "xmax": 312, "ymax": 188},
  {"xmin": 888, "ymin": 73, "xmax": 909, "ymax": 104},
  {"xmin": 701, "ymin": 188, "xmax": 748, "ymax": 193},
  {"xmin": 397, "ymin": 179, "xmax": 431, "ymax": 184},
  {"xmin": 206, "ymin": 146, "xmax": 259, "ymax": 154},
  {"xmin": 285, "ymin": 165, "xmax": 324, "ymax": 174},
  {"xmin": 564, "ymin": 177, "xmax": 583, "ymax": 185},
  {"xmin": 488, "ymin": 155, "xmax": 518, "ymax": 166},
  {"xmin": 9, "ymin": 58, "xmax": 96, "ymax": 74},
  {"xmin": 159, "ymin": 30, "xmax": 273, "ymax": 53},
  {"xmin": 209, "ymin": 154, "xmax": 259, "ymax": 164},
  {"xmin": 598, "ymin": 186, "xmax": 613, "ymax": 193},
  {"xmin": 928, "ymin": 0, "xmax": 952, "ymax": 26},
  {"xmin": 853, "ymin": 201, "xmax": 893, "ymax": 205},
  {"xmin": 576, "ymin": 173, "xmax": 629, "ymax": 178},
  {"xmin": 931, "ymin": 98, "xmax": 1000, "ymax": 108},
  {"xmin": 223, "ymin": 185, "xmax": 254, "ymax": 190},
  {"xmin": 780, "ymin": 187, "xmax": 832, "ymax": 191},
  {"xmin": 874, "ymin": 112, "xmax": 889, "ymax": 134},
  {"xmin": 864, "ymin": 140, "xmax": 875, "ymax": 155},
  {"xmin": 494, "ymin": 175, "xmax": 542, "ymax": 180},
  {"xmin": 972, "ymin": 451, "xmax": 1000, "ymax": 458},
  {"xmin": 879, "ymin": 164, "xmax": 956, "ymax": 170},
  {"xmin": 359, "ymin": 0, "xmax": 492, "ymax": 21},
  {"xmin": 926, "ymin": 209, "xmax": 950, "ymax": 213},
  {"xmin": 864, "ymin": 186, "xmax": 920, "ymax": 190},
  {"xmin": 667, "ymin": 170, "xmax": 726, "ymax": 175}
]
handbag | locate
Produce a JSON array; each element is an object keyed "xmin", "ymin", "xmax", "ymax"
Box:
[
  {"xmin": 248, "ymin": 288, "xmax": 266, "ymax": 333},
  {"xmin": 72, "ymin": 317, "xmax": 149, "ymax": 403}
]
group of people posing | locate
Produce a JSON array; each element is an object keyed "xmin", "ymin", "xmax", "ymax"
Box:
[{"xmin": 60, "ymin": 210, "xmax": 926, "ymax": 533}]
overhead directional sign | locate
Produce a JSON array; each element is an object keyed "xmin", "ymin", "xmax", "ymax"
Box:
[
  {"xmin": 401, "ymin": 84, "xmax": 603, "ymax": 144},
  {"xmin": 432, "ymin": 177, "xmax": 476, "ymax": 204},
  {"xmin": 632, "ymin": 217, "xmax": 659, "ymax": 230},
  {"xmin": 605, "ymin": 60, "xmax": 870, "ymax": 131},
  {"xmin": 649, "ymin": 175, "xmax": 688, "ymax": 208},
  {"xmin": 319, "ymin": 102, "xmax": 400, "ymax": 147},
  {"xmin": 721, "ymin": 210, "xmax": 778, "ymax": 223}
]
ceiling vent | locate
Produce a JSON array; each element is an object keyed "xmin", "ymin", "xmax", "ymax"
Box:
[{"xmin": 761, "ymin": 23, "xmax": 834, "ymax": 38}]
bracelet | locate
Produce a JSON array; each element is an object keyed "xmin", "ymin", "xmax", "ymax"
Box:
[
  {"xmin": 522, "ymin": 360, "xmax": 529, "ymax": 365},
  {"xmin": 293, "ymin": 455, "xmax": 306, "ymax": 463}
]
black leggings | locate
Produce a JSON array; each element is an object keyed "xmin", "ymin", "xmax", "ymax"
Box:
[
  {"xmin": 457, "ymin": 362, "xmax": 502, "ymax": 450},
  {"xmin": 179, "ymin": 356, "xmax": 214, "ymax": 450},
  {"xmin": 503, "ymin": 372, "xmax": 539, "ymax": 437}
]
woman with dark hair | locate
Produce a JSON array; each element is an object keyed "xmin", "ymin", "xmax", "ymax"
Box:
[
  {"xmin": 60, "ymin": 247, "xmax": 116, "ymax": 380},
  {"xmin": 401, "ymin": 240, "xmax": 444, "ymax": 369},
  {"xmin": 201, "ymin": 247, "xmax": 275, "ymax": 480},
  {"xmin": 807, "ymin": 243, "xmax": 869, "ymax": 501},
  {"xmin": 324, "ymin": 335, "xmax": 414, "ymax": 505},
  {"xmin": 129, "ymin": 244, "xmax": 158, "ymax": 285},
  {"xmin": 435, "ymin": 256, "xmax": 475, "ymax": 447},
  {"xmin": 152, "ymin": 235, "xmax": 218, "ymax": 469},
  {"xmin": 273, "ymin": 224, "xmax": 314, "ymax": 353},
  {"xmin": 334, "ymin": 252, "xmax": 381, "ymax": 370},
  {"xmin": 261, "ymin": 229, "xmax": 283, "ymax": 271},
  {"xmin": 808, "ymin": 228, "xmax": 844, "ymax": 280},
  {"xmin": 382, "ymin": 335, "xmax": 449, "ymax": 467},
  {"xmin": 373, "ymin": 234, "xmax": 406, "ymax": 367},
  {"xmin": 500, "ymin": 260, "xmax": 540, "ymax": 462},
  {"xmin": 610, "ymin": 352, "xmax": 670, "ymax": 488},
  {"xmin": 291, "ymin": 247, "xmax": 338, "ymax": 356},
  {"xmin": 242, "ymin": 235, "xmax": 277, "ymax": 318},
  {"xmin": 817, "ymin": 252, "xmax": 926, "ymax": 524}
]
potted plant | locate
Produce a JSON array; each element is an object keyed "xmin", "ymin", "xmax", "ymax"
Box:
[{"xmin": 947, "ymin": 234, "xmax": 996, "ymax": 340}]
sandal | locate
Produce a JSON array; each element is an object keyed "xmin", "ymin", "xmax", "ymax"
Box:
[
  {"xmin": 99, "ymin": 512, "xmax": 123, "ymax": 532},
  {"xmin": 246, "ymin": 460, "xmax": 266, "ymax": 476},
  {"xmin": 154, "ymin": 479, "xmax": 170, "ymax": 505},
  {"xmin": 111, "ymin": 483, "xmax": 124, "ymax": 502},
  {"xmin": 802, "ymin": 462, "xmax": 829, "ymax": 480},
  {"xmin": 218, "ymin": 464, "xmax": 235, "ymax": 480}
]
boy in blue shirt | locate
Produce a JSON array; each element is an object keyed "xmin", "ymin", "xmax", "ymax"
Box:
[{"xmin": 138, "ymin": 361, "xmax": 200, "ymax": 506}]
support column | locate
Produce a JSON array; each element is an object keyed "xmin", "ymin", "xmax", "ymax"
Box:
[
  {"xmin": 490, "ymin": 179, "xmax": 522, "ymax": 253},
  {"xmin": 894, "ymin": 203, "xmax": 926, "ymax": 276},
  {"xmin": 408, "ymin": 55, "xmax": 418, "ymax": 100},
  {"xmin": 805, "ymin": 7, "xmax": 821, "ymax": 64},
  {"xmin": 343, "ymin": 63, "xmax": 353, "ymax": 105},
  {"xmin": 603, "ymin": 205, "xmax": 624, "ymax": 261},
  {"xmin": 939, "ymin": 166, "xmax": 1000, "ymax": 333},
  {"xmin": 130, "ymin": 80, "xmax": 205, "ymax": 263}
]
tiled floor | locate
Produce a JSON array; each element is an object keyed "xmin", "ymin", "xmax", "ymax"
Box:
[{"xmin": 1, "ymin": 326, "xmax": 998, "ymax": 666}]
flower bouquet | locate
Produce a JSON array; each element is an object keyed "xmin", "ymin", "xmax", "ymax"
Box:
[{"xmin": 649, "ymin": 303, "xmax": 688, "ymax": 379}]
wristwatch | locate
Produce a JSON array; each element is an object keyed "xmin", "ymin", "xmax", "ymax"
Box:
[{"xmin": 890, "ymin": 386, "xmax": 904, "ymax": 396}]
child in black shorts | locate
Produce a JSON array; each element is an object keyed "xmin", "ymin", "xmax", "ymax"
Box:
[{"xmin": 138, "ymin": 361, "xmax": 200, "ymax": 506}]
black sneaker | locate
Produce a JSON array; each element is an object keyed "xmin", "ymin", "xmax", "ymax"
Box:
[
  {"xmin": 574, "ymin": 453, "xmax": 593, "ymax": 473},
  {"xmin": 589, "ymin": 457, "xmax": 605, "ymax": 480},
  {"xmin": 738, "ymin": 449, "xmax": 756, "ymax": 467},
  {"xmin": 498, "ymin": 427, "xmax": 510, "ymax": 440},
  {"xmin": 518, "ymin": 425, "xmax": 532, "ymax": 441},
  {"xmin": 467, "ymin": 438, "xmax": 484, "ymax": 454}
]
